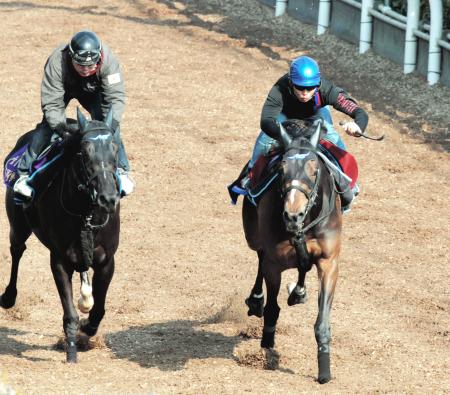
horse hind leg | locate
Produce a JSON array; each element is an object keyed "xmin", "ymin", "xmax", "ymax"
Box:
[
  {"xmin": 1, "ymin": 194, "xmax": 32, "ymax": 309},
  {"xmin": 245, "ymin": 250, "xmax": 265, "ymax": 318}
]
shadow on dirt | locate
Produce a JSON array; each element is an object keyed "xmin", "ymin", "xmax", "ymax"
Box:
[
  {"xmin": 105, "ymin": 319, "xmax": 245, "ymax": 370},
  {"xmin": 0, "ymin": 326, "xmax": 53, "ymax": 362},
  {"xmin": 1, "ymin": 0, "xmax": 448, "ymax": 152}
]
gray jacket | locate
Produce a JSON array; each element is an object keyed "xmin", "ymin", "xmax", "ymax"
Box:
[{"xmin": 41, "ymin": 43, "xmax": 125, "ymax": 129}]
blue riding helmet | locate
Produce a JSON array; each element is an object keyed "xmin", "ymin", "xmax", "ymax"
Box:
[{"xmin": 289, "ymin": 56, "xmax": 321, "ymax": 87}]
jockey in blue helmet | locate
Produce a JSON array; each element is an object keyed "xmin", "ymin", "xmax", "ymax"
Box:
[{"xmin": 228, "ymin": 55, "xmax": 368, "ymax": 210}]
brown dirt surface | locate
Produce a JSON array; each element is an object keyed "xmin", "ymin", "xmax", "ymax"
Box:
[{"xmin": 1, "ymin": 1, "xmax": 449, "ymax": 394}]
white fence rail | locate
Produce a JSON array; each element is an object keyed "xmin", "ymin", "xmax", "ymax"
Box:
[{"xmin": 260, "ymin": 0, "xmax": 450, "ymax": 87}]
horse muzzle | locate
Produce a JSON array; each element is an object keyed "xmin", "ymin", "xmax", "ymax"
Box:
[{"xmin": 283, "ymin": 210, "xmax": 305, "ymax": 233}]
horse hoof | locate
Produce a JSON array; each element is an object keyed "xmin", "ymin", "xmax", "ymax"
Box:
[
  {"xmin": 80, "ymin": 318, "xmax": 98, "ymax": 337},
  {"xmin": 261, "ymin": 331, "xmax": 275, "ymax": 348},
  {"xmin": 66, "ymin": 340, "xmax": 77, "ymax": 363},
  {"xmin": 245, "ymin": 295, "xmax": 264, "ymax": 318},
  {"xmin": 318, "ymin": 352, "xmax": 331, "ymax": 384},
  {"xmin": 318, "ymin": 375, "xmax": 331, "ymax": 384},
  {"xmin": 0, "ymin": 290, "xmax": 17, "ymax": 309},
  {"xmin": 287, "ymin": 285, "xmax": 307, "ymax": 306}
]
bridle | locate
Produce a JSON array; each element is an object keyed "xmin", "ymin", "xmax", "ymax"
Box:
[
  {"xmin": 279, "ymin": 129, "xmax": 337, "ymax": 272},
  {"xmin": 59, "ymin": 127, "xmax": 118, "ymax": 226}
]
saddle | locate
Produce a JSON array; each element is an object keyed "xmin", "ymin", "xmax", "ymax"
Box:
[{"xmin": 238, "ymin": 140, "xmax": 359, "ymax": 207}]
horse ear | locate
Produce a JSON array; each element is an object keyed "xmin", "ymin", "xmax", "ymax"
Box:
[
  {"xmin": 279, "ymin": 122, "xmax": 292, "ymax": 147},
  {"xmin": 77, "ymin": 107, "xmax": 88, "ymax": 132},
  {"xmin": 310, "ymin": 120, "xmax": 322, "ymax": 148},
  {"xmin": 104, "ymin": 106, "xmax": 113, "ymax": 129}
]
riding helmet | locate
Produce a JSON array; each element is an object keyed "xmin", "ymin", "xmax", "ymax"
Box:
[
  {"xmin": 69, "ymin": 31, "xmax": 102, "ymax": 66},
  {"xmin": 289, "ymin": 56, "xmax": 321, "ymax": 87}
]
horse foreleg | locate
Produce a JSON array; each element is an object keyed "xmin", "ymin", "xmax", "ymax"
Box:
[
  {"xmin": 245, "ymin": 250, "xmax": 265, "ymax": 318},
  {"xmin": 80, "ymin": 256, "xmax": 115, "ymax": 337},
  {"xmin": 261, "ymin": 262, "xmax": 281, "ymax": 349},
  {"xmin": 1, "ymin": 198, "xmax": 31, "ymax": 309},
  {"xmin": 314, "ymin": 258, "xmax": 338, "ymax": 384},
  {"xmin": 50, "ymin": 254, "xmax": 78, "ymax": 363},
  {"xmin": 287, "ymin": 270, "xmax": 307, "ymax": 306}
]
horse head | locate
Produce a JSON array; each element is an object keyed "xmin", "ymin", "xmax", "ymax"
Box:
[
  {"xmin": 73, "ymin": 107, "xmax": 120, "ymax": 214},
  {"xmin": 279, "ymin": 119, "xmax": 324, "ymax": 233}
]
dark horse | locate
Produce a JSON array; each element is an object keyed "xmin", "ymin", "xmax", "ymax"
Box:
[
  {"xmin": 1, "ymin": 108, "xmax": 121, "ymax": 362},
  {"xmin": 243, "ymin": 119, "xmax": 342, "ymax": 383}
]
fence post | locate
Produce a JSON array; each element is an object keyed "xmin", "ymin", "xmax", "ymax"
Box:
[
  {"xmin": 317, "ymin": 0, "xmax": 331, "ymax": 35},
  {"xmin": 404, "ymin": 0, "xmax": 420, "ymax": 74},
  {"xmin": 428, "ymin": 0, "xmax": 443, "ymax": 85},
  {"xmin": 359, "ymin": 0, "xmax": 374, "ymax": 53}
]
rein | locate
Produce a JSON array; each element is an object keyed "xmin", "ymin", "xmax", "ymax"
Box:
[{"xmin": 282, "ymin": 145, "xmax": 337, "ymax": 271}]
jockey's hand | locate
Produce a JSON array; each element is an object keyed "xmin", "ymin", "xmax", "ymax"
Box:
[
  {"xmin": 342, "ymin": 121, "xmax": 362, "ymax": 137},
  {"xmin": 53, "ymin": 122, "xmax": 71, "ymax": 139}
]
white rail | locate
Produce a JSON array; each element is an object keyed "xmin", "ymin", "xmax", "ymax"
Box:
[{"xmin": 264, "ymin": 0, "xmax": 448, "ymax": 86}]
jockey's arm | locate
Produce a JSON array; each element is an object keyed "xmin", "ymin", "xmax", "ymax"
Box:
[
  {"xmin": 99, "ymin": 45, "xmax": 125, "ymax": 125},
  {"xmin": 260, "ymin": 85, "xmax": 284, "ymax": 140},
  {"xmin": 41, "ymin": 47, "xmax": 67, "ymax": 130}
]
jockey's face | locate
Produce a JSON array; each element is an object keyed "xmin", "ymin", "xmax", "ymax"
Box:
[
  {"xmin": 72, "ymin": 60, "xmax": 98, "ymax": 77},
  {"xmin": 293, "ymin": 85, "xmax": 317, "ymax": 103}
]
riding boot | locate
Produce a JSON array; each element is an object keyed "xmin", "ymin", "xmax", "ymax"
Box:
[
  {"xmin": 341, "ymin": 184, "xmax": 360, "ymax": 214},
  {"xmin": 227, "ymin": 161, "xmax": 250, "ymax": 204},
  {"xmin": 13, "ymin": 121, "xmax": 53, "ymax": 200}
]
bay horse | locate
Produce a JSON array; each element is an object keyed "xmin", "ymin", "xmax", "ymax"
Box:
[
  {"xmin": 243, "ymin": 119, "xmax": 342, "ymax": 383},
  {"xmin": 1, "ymin": 108, "xmax": 121, "ymax": 363}
]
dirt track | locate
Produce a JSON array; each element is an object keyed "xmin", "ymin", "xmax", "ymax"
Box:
[{"xmin": 0, "ymin": 1, "xmax": 449, "ymax": 394}]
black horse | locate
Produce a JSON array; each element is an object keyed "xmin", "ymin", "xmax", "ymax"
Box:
[
  {"xmin": 1, "ymin": 108, "xmax": 121, "ymax": 362},
  {"xmin": 243, "ymin": 120, "xmax": 342, "ymax": 383}
]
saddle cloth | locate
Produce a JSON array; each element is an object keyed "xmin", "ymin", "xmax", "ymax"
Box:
[
  {"xmin": 3, "ymin": 138, "xmax": 64, "ymax": 189},
  {"xmin": 244, "ymin": 140, "xmax": 359, "ymax": 206}
]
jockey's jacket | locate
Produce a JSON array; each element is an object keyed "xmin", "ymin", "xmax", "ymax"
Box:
[
  {"xmin": 41, "ymin": 43, "xmax": 125, "ymax": 130},
  {"xmin": 260, "ymin": 74, "xmax": 369, "ymax": 140}
]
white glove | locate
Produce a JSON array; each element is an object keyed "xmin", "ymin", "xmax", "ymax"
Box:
[{"xmin": 342, "ymin": 121, "xmax": 362, "ymax": 137}]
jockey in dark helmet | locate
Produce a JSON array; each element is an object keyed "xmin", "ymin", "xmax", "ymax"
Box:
[
  {"xmin": 13, "ymin": 30, "xmax": 134, "ymax": 199},
  {"xmin": 228, "ymin": 55, "xmax": 369, "ymax": 211}
]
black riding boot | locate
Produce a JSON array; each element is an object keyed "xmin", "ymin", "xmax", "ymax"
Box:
[{"xmin": 17, "ymin": 121, "xmax": 54, "ymax": 176}]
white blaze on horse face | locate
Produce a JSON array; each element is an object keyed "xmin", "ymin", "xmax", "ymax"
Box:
[
  {"xmin": 101, "ymin": 161, "xmax": 107, "ymax": 180},
  {"xmin": 285, "ymin": 180, "xmax": 309, "ymax": 214}
]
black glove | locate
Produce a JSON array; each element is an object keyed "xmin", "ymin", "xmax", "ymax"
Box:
[{"xmin": 53, "ymin": 122, "xmax": 71, "ymax": 139}]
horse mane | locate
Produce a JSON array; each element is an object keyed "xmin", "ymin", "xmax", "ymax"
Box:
[{"xmin": 282, "ymin": 119, "xmax": 326, "ymax": 141}]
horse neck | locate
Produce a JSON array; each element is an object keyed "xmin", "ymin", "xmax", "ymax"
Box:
[
  {"xmin": 310, "ymin": 159, "xmax": 338, "ymax": 222},
  {"xmin": 59, "ymin": 159, "xmax": 93, "ymax": 216}
]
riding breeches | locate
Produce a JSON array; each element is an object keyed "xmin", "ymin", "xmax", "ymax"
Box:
[{"xmin": 249, "ymin": 107, "xmax": 346, "ymax": 168}]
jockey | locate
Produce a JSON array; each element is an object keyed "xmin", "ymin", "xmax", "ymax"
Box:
[
  {"xmin": 13, "ymin": 30, "xmax": 135, "ymax": 199},
  {"xmin": 229, "ymin": 55, "xmax": 368, "ymax": 210}
]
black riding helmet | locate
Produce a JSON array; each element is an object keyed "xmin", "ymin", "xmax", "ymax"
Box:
[{"xmin": 69, "ymin": 31, "xmax": 102, "ymax": 66}]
